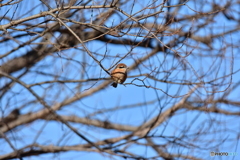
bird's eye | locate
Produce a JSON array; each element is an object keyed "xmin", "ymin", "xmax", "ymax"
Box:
[{"xmin": 119, "ymin": 66, "xmax": 125, "ymax": 68}]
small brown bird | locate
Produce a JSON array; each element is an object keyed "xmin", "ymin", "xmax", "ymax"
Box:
[{"xmin": 111, "ymin": 63, "xmax": 128, "ymax": 88}]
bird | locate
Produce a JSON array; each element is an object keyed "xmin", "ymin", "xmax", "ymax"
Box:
[{"xmin": 111, "ymin": 63, "xmax": 128, "ymax": 88}]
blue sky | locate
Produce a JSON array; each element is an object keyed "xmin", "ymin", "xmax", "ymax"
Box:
[{"xmin": 0, "ymin": 0, "xmax": 240, "ymax": 159}]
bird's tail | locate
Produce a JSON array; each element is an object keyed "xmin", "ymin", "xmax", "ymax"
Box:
[{"xmin": 111, "ymin": 82, "xmax": 118, "ymax": 88}]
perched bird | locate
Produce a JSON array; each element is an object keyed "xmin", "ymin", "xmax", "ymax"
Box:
[{"xmin": 111, "ymin": 63, "xmax": 128, "ymax": 88}]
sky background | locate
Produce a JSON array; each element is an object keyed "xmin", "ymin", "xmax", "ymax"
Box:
[{"xmin": 0, "ymin": 0, "xmax": 240, "ymax": 159}]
